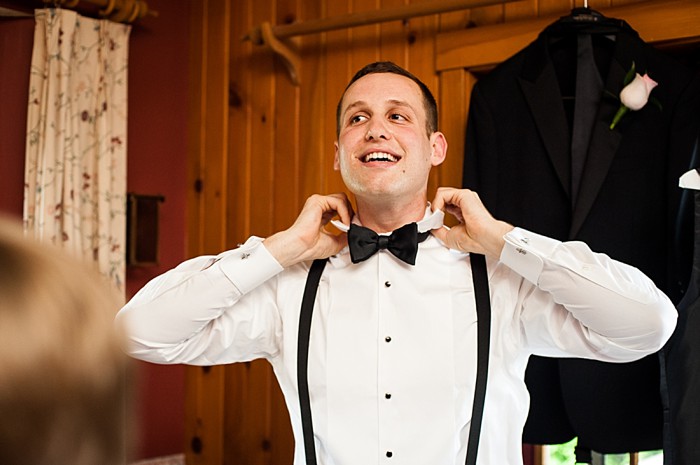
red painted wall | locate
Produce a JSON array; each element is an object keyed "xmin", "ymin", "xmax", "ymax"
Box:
[
  {"xmin": 0, "ymin": 2, "xmax": 190, "ymax": 460},
  {"xmin": 0, "ymin": 17, "xmax": 33, "ymax": 219},
  {"xmin": 125, "ymin": 0, "xmax": 190, "ymax": 459}
]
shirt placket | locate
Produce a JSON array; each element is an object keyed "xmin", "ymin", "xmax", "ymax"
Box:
[{"xmin": 377, "ymin": 252, "xmax": 399, "ymax": 462}]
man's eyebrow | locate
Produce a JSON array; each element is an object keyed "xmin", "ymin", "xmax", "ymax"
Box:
[
  {"xmin": 343, "ymin": 100, "xmax": 368, "ymax": 115},
  {"xmin": 386, "ymin": 99, "xmax": 414, "ymax": 110},
  {"xmin": 343, "ymin": 99, "xmax": 415, "ymax": 115}
]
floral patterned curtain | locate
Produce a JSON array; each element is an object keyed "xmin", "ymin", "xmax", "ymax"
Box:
[{"xmin": 24, "ymin": 8, "xmax": 130, "ymax": 296}]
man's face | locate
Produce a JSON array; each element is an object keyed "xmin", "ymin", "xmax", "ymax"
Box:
[{"xmin": 334, "ymin": 73, "xmax": 446, "ymax": 203}]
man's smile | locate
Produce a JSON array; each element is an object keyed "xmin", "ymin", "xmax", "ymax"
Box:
[{"xmin": 361, "ymin": 151, "xmax": 401, "ymax": 163}]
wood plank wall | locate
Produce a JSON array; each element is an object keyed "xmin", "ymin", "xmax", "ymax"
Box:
[{"xmin": 186, "ymin": 0, "xmax": 655, "ymax": 463}]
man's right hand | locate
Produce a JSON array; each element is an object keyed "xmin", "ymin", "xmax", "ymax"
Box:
[{"xmin": 263, "ymin": 193, "xmax": 354, "ymax": 268}]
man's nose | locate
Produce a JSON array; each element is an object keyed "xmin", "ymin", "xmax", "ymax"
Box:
[{"xmin": 365, "ymin": 120, "xmax": 390, "ymax": 141}]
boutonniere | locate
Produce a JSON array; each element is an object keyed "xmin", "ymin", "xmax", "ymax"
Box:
[{"xmin": 609, "ymin": 62, "xmax": 661, "ymax": 130}]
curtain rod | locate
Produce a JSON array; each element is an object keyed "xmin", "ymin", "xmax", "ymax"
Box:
[
  {"xmin": 244, "ymin": 0, "xmax": 521, "ymax": 44},
  {"xmin": 244, "ymin": 0, "xmax": 521, "ymax": 86},
  {"xmin": 45, "ymin": 0, "xmax": 157, "ymax": 23}
]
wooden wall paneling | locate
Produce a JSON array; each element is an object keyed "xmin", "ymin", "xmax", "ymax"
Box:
[
  {"xmin": 436, "ymin": 0, "xmax": 700, "ymax": 73},
  {"xmin": 379, "ymin": 0, "xmax": 409, "ymax": 67},
  {"xmin": 405, "ymin": 0, "xmax": 438, "ymax": 87},
  {"xmin": 437, "ymin": 8, "xmax": 473, "ymax": 32},
  {"xmin": 467, "ymin": 0, "xmax": 505, "ymax": 27},
  {"xmin": 611, "ymin": 0, "xmax": 646, "ymax": 7},
  {"xmin": 436, "ymin": 16, "xmax": 546, "ymax": 72},
  {"xmin": 250, "ymin": 0, "xmax": 277, "ymax": 239},
  {"xmin": 187, "ymin": 0, "xmax": 232, "ymax": 257},
  {"xmin": 186, "ymin": 1, "xmax": 231, "ymax": 464},
  {"xmin": 228, "ymin": 0, "xmax": 279, "ymax": 462},
  {"xmin": 187, "ymin": 0, "xmax": 206, "ymax": 259},
  {"xmin": 273, "ymin": 0, "xmax": 303, "ymax": 234},
  {"xmin": 268, "ymin": 3, "xmax": 301, "ymax": 462},
  {"xmin": 587, "ymin": 0, "xmax": 613, "ymax": 10},
  {"xmin": 350, "ymin": 0, "xmax": 382, "ymax": 80},
  {"xmin": 433, "ymin": 0, "xmax": 474, "ymax": 198},
  {"xmin": 296, "ymin": 0, "xmax": 326, "ymax": 200},
  {"xmin": 202, "ymin": 2, "xmax": 231, "ymax": 256},
  {"xmin": 225, "ymin": 360, "xmax": 279, "ymax": 465},
  {"xmin": 225, "ymin": 2, "xmax": 254, "ymax": 465},
  {"xmin": 228, "ymin": 0, "xmax": 253, "ymax": 248},
  {"xmin": 185, "ymin": 365, "xmax": 226, "ymax": 465},
  {"xmin": 268, "ymin": 366, "xmax": 295, "ymax": 463},
  {"xmin": 505, "ymin": 0, "xmax": 537, "ymax": 21},
  {"xmin": 322, "ymin": 0, "xmax": 351, "ymax": 197},
  {"xmin": 437, "ymin": 68, "xmax": 471, "ymax": 191},
  {"xmin": 616, "ymin": 0, "xmax": 700, "ymax": 44},
  {"xmin": 225, "ymin": 4, "xmax": 258, "ymax": 464},
  {"xmin": 224, "ymin": 363, "xmax": 251, "ymax": 464},
  {"xmin": 536, "ymin": 0, "xmax": 571, "ymax": 18}
]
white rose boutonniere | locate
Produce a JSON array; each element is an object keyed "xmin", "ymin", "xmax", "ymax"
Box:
[{"xmin": 609, "ymin": 62, "xmax": 660, "ymax": 130}]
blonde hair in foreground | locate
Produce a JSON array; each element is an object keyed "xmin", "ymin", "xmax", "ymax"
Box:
[{"xmin": 0, "ymin": 217, "xmax": 132, "ymax": 465}]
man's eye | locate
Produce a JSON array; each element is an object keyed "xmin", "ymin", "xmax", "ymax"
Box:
[
  {"xmin": 350, "ymin": 115, "xmax": 368, "ymax": 124},
  {"xmin": 389, "ymin": 113, "xmax": 406, "ymax": 121}
]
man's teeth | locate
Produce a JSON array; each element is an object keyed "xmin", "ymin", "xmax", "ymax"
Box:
[{"xmin": 363, "ymin": 152, "xmax": 398, "ymax": 162}]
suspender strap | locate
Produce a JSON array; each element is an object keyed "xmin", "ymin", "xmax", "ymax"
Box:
[
  {"xmin": 466, "ymin": 253, "xmax": 491, "ymax": 465},
  {"xmin": 297, "ymin": 254, "xmax": 492, "ymax": 465},
  {"xmin": 298, "ymin": 258, "xmax": 327, "ymax": 465}
]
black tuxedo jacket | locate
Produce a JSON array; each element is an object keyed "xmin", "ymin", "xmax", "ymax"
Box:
[
  {"xmin": 663, "ymin": 169, "xmax": 700, "ymax": 465},
  {"xmin": 463, "ymin": 19, "xmax": 700, "ymax": 453}
]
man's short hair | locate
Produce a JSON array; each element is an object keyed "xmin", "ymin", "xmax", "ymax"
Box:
[{"xmin": 335, "ymin": 61, "xmax": 438, "ymax": 137}]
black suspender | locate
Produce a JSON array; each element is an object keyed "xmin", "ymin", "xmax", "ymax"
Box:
[
  {"xmin": 465, "ymin": 253, "xmax": 491, "ymax": 465},
  {"xmin": 297, "ymin": 254, "xmax": 492, "ymax": 465},
  {"xmin": 298, "ymin": 258, "xmax": 327, "ymax": 465}
]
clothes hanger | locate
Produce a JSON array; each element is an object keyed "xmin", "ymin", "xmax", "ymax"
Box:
[{"xmin": 548, "ymin": 0, "xmax": 627, "ymax": 35}]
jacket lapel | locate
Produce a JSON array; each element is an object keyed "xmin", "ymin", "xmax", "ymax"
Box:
[
  {"xmin": 518, "ymin": 34, "xmax": 572, "ymax": 200},
  {"xmin": 569, "ymin": 29, "xmax": 645, "ymax": 239}
]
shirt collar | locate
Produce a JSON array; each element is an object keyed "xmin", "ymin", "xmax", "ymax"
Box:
[{"xmin": 330, "ymin": 205, "xmax": 444, "ymax": 234}]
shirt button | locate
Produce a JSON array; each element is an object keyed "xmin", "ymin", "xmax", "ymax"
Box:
[
  {"xmin": 385, "ymin": 336, "xmax": 392, "ymax": 343},
  {"xmin": 384, "ymin": 281, "xmax": 391, "ymax": 287},
  {"xmin": 386, "ymin": 451, "xmax": 393, "ymax": 458},
  {"xmin": 385, "ymin": 393, "xmax": 392, "ymax": 399}
]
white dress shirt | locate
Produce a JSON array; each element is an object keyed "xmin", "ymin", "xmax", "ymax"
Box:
[
  {"xmin": 117, "ymin": 214, "xmax": 677, "ymax": 465},
  {"xmin": 680, "ymin": 168, "xmax": 700, "ymax": 190}
]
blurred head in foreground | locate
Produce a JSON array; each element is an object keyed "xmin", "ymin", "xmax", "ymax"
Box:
[{"xmin": 0, "ymin": 217, "xmax": 131, "ymax": 465}]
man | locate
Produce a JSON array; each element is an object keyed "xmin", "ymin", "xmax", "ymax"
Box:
[
  {"xmin": 117, "ymin": 62, "xmax": 677, "ymax": 465},
  {"xmin": 0, "ymin": 216, "xmax": 131, "ymax": 465}
]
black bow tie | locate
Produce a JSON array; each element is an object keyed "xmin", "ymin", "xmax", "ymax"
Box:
[{"xmin": 347, "ymin": 222, "xmax": 430, "ymax": 265}]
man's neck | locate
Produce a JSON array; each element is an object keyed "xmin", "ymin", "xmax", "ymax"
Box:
[{"xmin": 354, "ymin": 196, "xmax": 429, "ymax": 234}]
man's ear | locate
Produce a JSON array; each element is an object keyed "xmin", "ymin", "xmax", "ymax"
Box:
[
  {"xmin": 333, "ymin": 141, "xmax": 340, "ymax": 171},
  {"xmin": 430, "ymin": 132, "xmax": 448, "ymax": 167}
]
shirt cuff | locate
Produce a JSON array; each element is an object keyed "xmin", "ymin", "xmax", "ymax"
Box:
[
  {"xmin": 216, "ymin": 237, "xmax": 284, "ymax": 294},
  {"xmin": 499, "ymin": 227, "xmax": 561, "ymax": 285}
]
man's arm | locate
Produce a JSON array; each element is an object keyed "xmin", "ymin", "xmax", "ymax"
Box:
[
  {"xmin": 431, "ymin": 187, "xmax": 677, "ymax": 360},
  {"xmin": 263, "ymin": 193, "xmax": 353, "ymax": 267},
  {"xmin": 116, "ymin": 237, "xmax": 284, "ymax": 365},
  {"xmin": 502, "ymin": 227, "xmax": 677, "ymax": 360},
  {"xmin": 117, "ymin": 193, "xmax": 354, "ymax": 365},
  {"xmin": 431, "ymin": 187, "xmax": 514, "ymax": 258}
]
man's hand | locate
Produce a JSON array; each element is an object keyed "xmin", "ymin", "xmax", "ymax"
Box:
[
  {"xmin": 431, "ymin": 187, "xmax": 513, "ymax": 259},
  {"xmin": 263, "ymin": 193, "xmax": 354, "ymax": 267}
]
